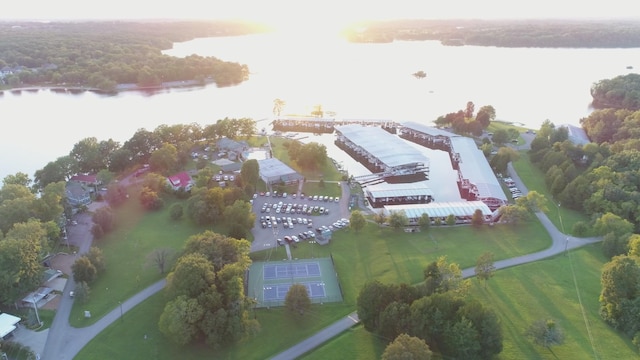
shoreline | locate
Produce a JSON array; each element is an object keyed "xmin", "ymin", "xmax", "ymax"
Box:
[{"xmin": 0, "ymin": 78, "xmax": 216, "ymax": 96}]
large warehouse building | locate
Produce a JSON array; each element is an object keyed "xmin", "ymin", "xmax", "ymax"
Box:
[
  {"xmin": 335, "ymin": 124, "xmax": 430, "ymax": 185},
  {"xmin": 258, "ymin": 158, "xmax": 304, "ymax": 186},
  {"xmin": 401, "ymin": 122, "xmax": 508, "ymax": 210}
]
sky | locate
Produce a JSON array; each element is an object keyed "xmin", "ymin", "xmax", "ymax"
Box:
[{"xmin": 3, "ymin": 0, "xmax": 638, "ymax": 25}]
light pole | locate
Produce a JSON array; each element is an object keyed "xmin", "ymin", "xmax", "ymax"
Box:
[{"xmin": 32, "ymin": 295, "xmax": 41, "ymax": 326}]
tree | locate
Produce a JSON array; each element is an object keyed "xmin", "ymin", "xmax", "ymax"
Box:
[
  {"xmin": 418, "ymin": 213, "xmax": 431, "ymax": 230},
  {"xmin": 525, "ymin": 319, "xmax": 565, "ymax": 354},
  {"xmin": 158, "ymin": 295, "xmax": 205, "ymax": 346},
  {"xmin": 273, "ymin": 98, "xmax": 285, "ymax": 117},
  {"xmin": 357, "ymin": 280, "xmax": 395, "ymax": 331},
  {"xmin": 388, "ymin": 210, "xmax": 408, "ymax": 230},
  {"xmin": 445, "ymin": 214, "xmax": 456, "ymax": 226},
  {"xmin": 349, "ymin": 210, "xmax": 366, "ymax": 233},
  {"xmin": 421, "ymin": 256, "xmax": 470, "ymax": 297},
  {"xmin": 72, "ymin": 256, "xmax": 97, "ymax": 284},
  {"xmin": 165, "ymin": 253, "xmax": 216, "ymax": 299},
  {"xmin": 146, "ymin": 248, "xmax": 176, "ymax": 274},
  {"xmin": 139, "ymin": 186, "xmax": 163, "ymax": 210},
  {"xmin": 285, "ymin": 283, "xmax": 312, "ymax": 316},
  {"xmin": 382, "ymin": 333, "xmax": 432, "ymax": 360},
  {"xmin": 92, "ymin": 206, "xmax": 115, "ymax": 233},
  {"xmin": 86, "ymin": 246, "xmax": 106, "ymax": 275},
  {"xmin": 169, "ymin": 203, "xmax": 184, "ymax": 220},
  {"xmin": 3, "ymin": 172, "xmax": 32, "ymax": 188},
  {"xmin": 491, "ymin": 129, "xmax": 510, "ymax": 145},
  {"xmin": 240, "ymin": 159, "xmax": 260, "ymax": 188},
  {"xmin": 474, "ymin": 251, "xmax": 496, "ymax": 288},
  {"xmin": 373, "ymin": 209, "xmax": 387, "ymax": 226},
  {"xmin": 594, "ymin": 212, "xmax": 635, "ymax": 237},
  {"xmin": 471, "ymin": 209, "xmax": 485, "ymax": 226},
  {"xmin": 0, "ymin": 236, "xmax": 43, "ymax": 305},
  {"xmin": 104, "ymin": 183, "xmax": 128, "ymax": 207},
  {"xmin": 600, "ymin": 255, "xmax": 640, "ymax": 334},
  {"xmin": 223, "ymin": 200, "xmax": 255, "ymax": 239},
  {"xmin": 149, "ymin": 143, "xmax": 178, "ymax": 175},
  {"xmin": 498, "ymin": 204, "xmax": 530, "ymax": 223}
]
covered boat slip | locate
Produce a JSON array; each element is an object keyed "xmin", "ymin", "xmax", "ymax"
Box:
[
  {"xmin": 384, "ymin": 201, "xmax": 492, "ymax": 224},
  {"xmin": 335, "ymin": 124, "xmax": 429, "ymax": 177},
  {"xmin": 365, "ymin": 182, "xmax": 434, "ymax": 208}
]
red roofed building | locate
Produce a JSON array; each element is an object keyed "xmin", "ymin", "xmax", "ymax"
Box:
[
  {"xmin": 167, "ymin": 172, "xmax": 194, "ymax": 191},
  {"xmin": 69, "ymin": 174, "xmax": 99, "ymax": 186}
]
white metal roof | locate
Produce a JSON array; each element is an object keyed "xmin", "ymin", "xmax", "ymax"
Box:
[
  {"xmin": 365, "ymin": 182, "xmax": 434, "ymax": 198},
  {"xmin": 336, "ymin": 124, "xmax": 428, "ymax": 168},
  {"xmin": 402, "ymin": 122, "xmax": 458, "ymax": 138},
  {"xmin": 0, "ymin": 313, "xmax": 21, "ymax": 338},
  {"xmin": 258, "ymin": 158, "xmax": 301, "ymax": 179},
  {"xmin": 384, "ymin": 201, "xmax": 492, "ymax": 219},
  {"xmin": 451, "ymin": 137, "xmax": 507, "ymax": 201}
]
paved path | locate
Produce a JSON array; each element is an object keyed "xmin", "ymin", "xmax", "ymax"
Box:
[{"xmin": 270, "ymin": 312, "xmax": 360, "ymax": 360}]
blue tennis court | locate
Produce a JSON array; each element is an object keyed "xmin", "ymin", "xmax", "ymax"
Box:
[
  {"xmin": 263, "ymin": 262, "xmax": 321, "ymax": 280},
  {"xmin": 263, "ymin": 282, "xmax": 327, "ymax": 301}
]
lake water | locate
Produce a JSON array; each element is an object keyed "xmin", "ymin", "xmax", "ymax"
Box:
[{"xmin": 2, "ymin": 31, "xmax": 639, "ymax": 180}]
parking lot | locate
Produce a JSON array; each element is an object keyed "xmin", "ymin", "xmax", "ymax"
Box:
[{"xmin": 249, "ymin": 185, "xmax": 350, "ymax": 251}]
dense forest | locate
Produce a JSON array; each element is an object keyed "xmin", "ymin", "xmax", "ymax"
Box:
[
  {"xmin": 591, "ymin": 73, "xmax": 640, "ymax": 110},
  {"xmin": 0, "ymin": 21, "xmax": 268, "ymax": 92},
  {"xmin": 343, "ymin": 19, "xmax": 640, "ymax": 48}
]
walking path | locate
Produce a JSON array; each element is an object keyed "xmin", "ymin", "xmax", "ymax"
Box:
[{"xmin": 38, "ymin": 161, "xmax": 601, "ymax": 360}]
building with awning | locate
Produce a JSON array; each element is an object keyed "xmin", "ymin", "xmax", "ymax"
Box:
[
  {"xmin": 384, "ymin": 201, "xmax": 493, "ymax": 224},
  {"xmin": 365, "ymin": 182, "xmax": 434, "ymax": 208},
  {"xmin": 0, "ymin": 313, "xmax": 21, "ymax": 339}
]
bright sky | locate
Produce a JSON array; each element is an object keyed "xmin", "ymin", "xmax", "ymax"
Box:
[{"xmin": 3, "ymin": 0, "xmax": 638, "ymax": 24}]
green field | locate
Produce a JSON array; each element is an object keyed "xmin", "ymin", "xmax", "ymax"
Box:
[
  {"xmin": 77, "ymin": 218, "xmax": 552, "ymax": 359},
  {"xmin": 303, "ymin": 244, "xmax": 638, "ymax": 360}
]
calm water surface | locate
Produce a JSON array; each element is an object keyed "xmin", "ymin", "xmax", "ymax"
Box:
[{"xmin": 2, "ymin": 32, "xmax": 639, "ymax": 179}]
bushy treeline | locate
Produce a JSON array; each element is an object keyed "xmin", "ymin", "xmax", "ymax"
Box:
[
  {"xmin": 0, "ymin": 21, "xmax": 264, "ymax": 90},
  {"xmin": 345, "ymin": 19, "xmax": 640, "ymax": 48}
]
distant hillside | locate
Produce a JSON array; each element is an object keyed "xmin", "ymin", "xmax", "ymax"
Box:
[{"xmin": 342, "ymin": 19, "xmax": 640, "ymax": 48}]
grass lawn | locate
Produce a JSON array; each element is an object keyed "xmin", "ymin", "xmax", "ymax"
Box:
[
  {"xmin": 77, "ymin": 219, "xmax": 550, "ymax": 359},
  {"xmin": 303, "ymin": 244, "xmax": 638, "ymax": 360},
  {"xmin": 512, "ymin": 152, "xmax": 591, "ymax": 235},
  {"xmin": 269, "ymin": 136, "xmax": 342, "ymax": 181},
  {"xmin": 69, "ymin": 192, "xmax": 213, "ymax": 327}
]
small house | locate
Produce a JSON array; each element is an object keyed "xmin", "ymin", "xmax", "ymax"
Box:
[{"xmin": 167, "ymin": 172, "xmax": 194, "ymax": 191}]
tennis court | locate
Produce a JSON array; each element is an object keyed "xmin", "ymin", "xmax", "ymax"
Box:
[
  {"xmin": 249, "ymin": 257, "xmax": 343, "ymax": 308},
  {"xmin": 263, "ymin": 262, "xmax": 321, "ymax": 280}
]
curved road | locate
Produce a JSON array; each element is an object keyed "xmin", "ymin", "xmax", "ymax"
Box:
[{"xmin": 41, "ymin": 162, "xmax": 601, "ymax": 360}]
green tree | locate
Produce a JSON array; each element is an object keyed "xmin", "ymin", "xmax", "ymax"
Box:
[
  {"xmin": 418, "ymin": 213, "xmax": 431, "ymax": 230},
  {"xmin": 3, "ymin": 172, "xmax": 32, "ymax": 188},
  {"xmin": 474, "ymin": 251, "xmax": 496, "ymax": 288},
  {"xmin": 420, "ymin": 256, "xmax": 470, "ymax": 297},
  {"xmin": 241, "ymin": 159, "xmax": 260, "ymax": 188},
  {"xmin": 165, "ymin": 253, "xmax": 216, "ymax": 299},
  {"xmin": 0, "ymin": 236, "xmax": 43, "ymax": 305},
  {"xmin": 72, "ymin": 256, "xmax": 97, "ymax": 284},
  {"xmin": 183, "ymin": 230, "xmax": 251, "ymax": 272},
  {"xmin": 169, "ymin": 203, "xmax": 184, "ymax": 220},
  {"xmin": 149, "ymin": 143, "xmax": 178, "ymax": 175},
  {"xmin": 373, "ymin": 210, "xmax": 387, "ymax": 227},
  {"xmin": 388, "ymin": 210, "xmax": 408, "ymax": 230},
  {"xmin": 158, "ymin": 295, "xmax": 205, "ymax": 346},
  {"xmin": 86, "ymin": 246, "xmax": 106, "ymax": 275},
  {"xmin": 498, "ymin": 204, "xmax": 530, "ymax": 223},
  {"xmin": 349, "ymin": 210, "xmax": 366, "ymax": 233},
  {"xmin": 382, "ymin": 333, "xmax": 432, "ymax": 360},
  {"xmin": 471, "ymin": 208, "xmax": 485, "ymax": 226},
  {"xmin": 491, "ymin": 129, "xmax": 510, "ymax": 145},
  {"xmin": 285, "ymin": 283, "xmax": 312, "ymax": 316},
  {"xmin": 357, "ymin": 280, "xmax": 395, "ymax": 332},
  {"xmin": 600, "ymin": 255, "xmax": 640, "ymax": 334},
  {"xmin": 594, "ymin": 212, "xmax": 635, "ymax": 237},
  {"xmin": 223, "ymin": 200, "xmax": 255, "ymax": 239},
  {"xmin": 525, "ymin": 319, "xmax": 565, "ymax": 355},
  {"xmin": 139, "ymin": 186, "xmax": 163, "ymax": 210},
  {"xmin": 446, "ymin": 214, "xmax": 456, "ymax": 226}
]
